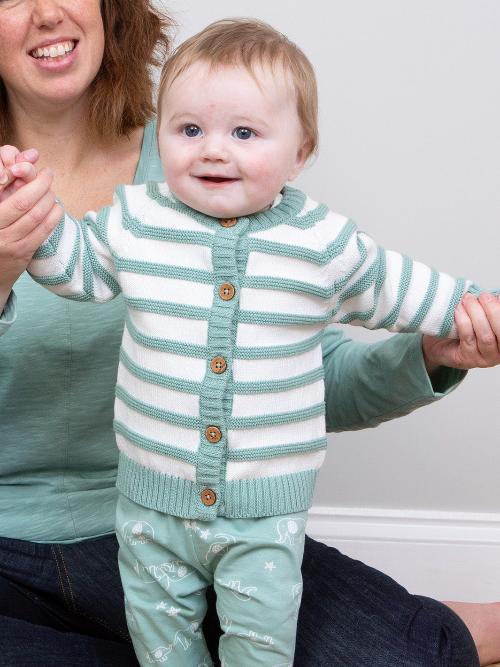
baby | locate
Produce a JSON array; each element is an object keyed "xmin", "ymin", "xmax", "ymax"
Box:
[{"xmin": 6, "ymin": 17, "xmax": 495, "ymax": 667}]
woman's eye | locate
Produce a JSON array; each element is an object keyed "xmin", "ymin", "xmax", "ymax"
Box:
[
  {"xmin": 183, "ymin": 124, "xmax": 202, "ymax": 137},
  {"xmin": 233, "ymin": 127, "xmax": 255, "ymax": 140}
]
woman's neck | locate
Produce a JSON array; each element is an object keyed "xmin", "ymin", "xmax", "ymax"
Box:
[
  {"xmin": 7, "ymin": 98, "xmax": 144, "ymax": 218},
  {"xmin": 9, "ymin": 98, "xmax": 94, "ymax": 174}
]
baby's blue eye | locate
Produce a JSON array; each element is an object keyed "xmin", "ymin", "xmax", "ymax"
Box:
[
  {"xmin": 183, "ymin": 124, "xmax": 202, "ymax": 137},
  {"xmin": 233, "ymin": 127, "xmax": 254, "ymax": 140}
]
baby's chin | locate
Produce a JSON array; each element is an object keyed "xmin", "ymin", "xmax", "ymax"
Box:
[
  {"xmin": 171, "ymin": 189, "xmax": 274, "ymax": 220},
  {"xmin": 189, "ymin": 201, "xmax": 275, "ymax": 219}
]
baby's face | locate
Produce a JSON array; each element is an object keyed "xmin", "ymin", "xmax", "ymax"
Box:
[{"xmin": 158, "ymin": 61, "xmax": 307, "ymax": 219}]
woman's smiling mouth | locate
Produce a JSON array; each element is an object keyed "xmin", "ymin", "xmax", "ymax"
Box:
[{"xmin": 30, "ymin": 40, "xmax": 76, "ymax": 60}]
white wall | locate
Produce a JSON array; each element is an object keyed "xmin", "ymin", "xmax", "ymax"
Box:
[{"xmin": 157, "ymin": 1, "xmax": 500, "ymax": 523}]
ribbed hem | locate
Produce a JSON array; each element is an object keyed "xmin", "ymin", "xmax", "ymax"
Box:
[{"xmin": 116, "ymin": 453, "xmax": 317, "ymax": 521}]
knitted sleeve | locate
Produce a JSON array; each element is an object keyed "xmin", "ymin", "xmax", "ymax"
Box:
[
  {"xmin": 327, "ymin": 219, "xmax": 483, "ymax": 338},
  {"xmin": 27, "ymin": 197, "xmax": 121, "ymax": 303}
]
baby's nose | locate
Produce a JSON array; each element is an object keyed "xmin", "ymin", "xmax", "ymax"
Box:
[{"xmin": 201, "ymin": 136, "xmax": 229, "ymax": 161}]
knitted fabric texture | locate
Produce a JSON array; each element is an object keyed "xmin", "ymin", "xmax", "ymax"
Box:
[{"xmin": 29, "ymin": 183, "xmax": 478, "ymax": 520}]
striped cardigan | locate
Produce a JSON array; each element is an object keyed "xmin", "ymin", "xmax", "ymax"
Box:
[{"xmin": 29, "ymin": 183, "xmax": 478, "ymax": 519}]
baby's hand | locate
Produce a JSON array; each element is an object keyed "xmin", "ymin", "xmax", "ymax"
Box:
[{"xmin": 0, "ymin": 145, "xmax": 39, "ymax": 202}]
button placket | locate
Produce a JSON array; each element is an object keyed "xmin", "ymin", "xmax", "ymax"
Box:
[{"xmin": 196, "ymin": 216, "xmax": 248, "ymax": 513}]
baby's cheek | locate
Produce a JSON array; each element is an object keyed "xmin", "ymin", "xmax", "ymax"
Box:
[
  {"xmin": 248, "ymin": 161, "xmax": 279, "ymax": 193},
  {"xmin": 250, "ymin": 156, "xmax": 273, "ymax": 178}
]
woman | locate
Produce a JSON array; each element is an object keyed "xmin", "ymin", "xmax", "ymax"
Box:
[{"xmin": 1, "ymin": 1, "xmax": 500, "ymax": 665}]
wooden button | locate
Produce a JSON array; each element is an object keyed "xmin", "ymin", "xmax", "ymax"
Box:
[
  {"xmin": 205, "ymin": 426, "xmax": 222, "ymax": 443},
  {"xmin": 219, "ymin": 283, "xmax": 236, "ymax": 301},
  {"xmin": 210, "ymin": 356, "xmax": 227, "ymax": 374},
  {"xmin": 201, "ymin": 489, "xmax": 216, "ymax": 506},
  {"xmin": 220, "ymin": 218, "xmax": 237, "ymax": 228}
]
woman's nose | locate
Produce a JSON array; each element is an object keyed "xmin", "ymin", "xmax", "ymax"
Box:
[{"xmin": 32, "ymin": 0, "xmax": 65, "ymax": 29}]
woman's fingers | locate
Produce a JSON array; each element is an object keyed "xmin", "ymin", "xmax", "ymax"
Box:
[
  {"xmin": 10, "ymin": 161, "xmax": 37, "ymax": 182},
  {"xmin": 9, "ymin": 188, "xmax": 60, "ymax": 242},
  {"xmin": 23, "ymin": 201, "xmax": 63, "ymax": 252},
  {"xmin": 0, "ymin": 145, "xmax": 21, "ymax": 184},
  {"xmin": 0, "ymin": 167, "xmax": 54, "ymax": 229},
  {"xmin": 0, "ymin": 189, "xmax": 62, "ymax": 266},
  {"xmin": 454, "ymin": 301, "xmax": 475, "ymax": 345},
  {"xmin": 0, "ymin": 157, "xmax": 59, "ymax": 287},
  {"xmin": 460, "ymin": 293, "xmax": 500, "ymax": 366},
  {"xmin": 0, "ymin": 146, "xmax": 38, "ymax": 186},
  {"xmin": 427, "ymin": 293, "xmax": 500, "ymax": 372},
  {"xmin": 0, "ymin": 162, "xmax": 38, "ymax": 202},
  {"xmin": 0, "ymin": 145, "xmax": 21, "ymax": 168},
  {"xmin": 15, "ymin": 148, "xmax": 39, "ymax": 164},
  {"xmin": 478, "ymin": 292, "xmax": 500, "ymax": 344}
]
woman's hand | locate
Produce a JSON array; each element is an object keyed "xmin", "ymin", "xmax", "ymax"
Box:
[
  {"xmin": 422, "ymin": 292, "xmax": 500, "ymax": 372},
  {"xmin": 0, "ymin": 145, "xmax": 39, "ymax": 201},
  {"xmin": 0, "ymin": 145, "xmax": 62, "ymax": 305}
]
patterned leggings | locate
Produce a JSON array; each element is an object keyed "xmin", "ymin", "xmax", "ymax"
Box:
[{"xmin": 116, "ymin": 494, "xmax": 306, "ymax": 666}]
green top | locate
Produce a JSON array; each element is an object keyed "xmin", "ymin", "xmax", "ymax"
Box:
[{"xmin": 0, "ymin": 122, "xmax": 465, "ymax": 541}]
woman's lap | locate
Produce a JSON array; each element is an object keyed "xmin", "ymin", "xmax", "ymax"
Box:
[
  {"xmin": 0, "ymin": 533, "xmax": 138, "ymax": 666},
  {"xmin": 296, "ymin": 535, "xmax": 479, "ymax": 667},
  {"xmin": 0, "ymin": 533, "xmax": 479, "ymax": 666},
  {"xmin": 0, "ymin": 616, "xmax": 137, "ymax": 667}
]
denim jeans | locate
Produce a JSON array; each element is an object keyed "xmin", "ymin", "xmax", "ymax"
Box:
[{"xmin": 0, "ymin": 533, "xmax": 479, "ymax": 666}]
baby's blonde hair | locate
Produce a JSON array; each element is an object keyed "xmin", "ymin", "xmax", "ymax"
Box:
[{"xmin": 158, "ymin": 18, "xmax": 319, "ymax": 158}]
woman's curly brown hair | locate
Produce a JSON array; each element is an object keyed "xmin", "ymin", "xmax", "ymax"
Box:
[{"xmin": 0, "ymin": 0, "xmax": 173, "ymax": 142}]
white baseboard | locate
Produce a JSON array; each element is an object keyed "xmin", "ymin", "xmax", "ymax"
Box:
[{"xmin": 306, "ymin": 506, "xmax": 500, "ymax": 602}]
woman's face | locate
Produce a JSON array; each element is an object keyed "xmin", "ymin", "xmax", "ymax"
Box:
[{"xmin": 0, "ymin": 0, "xmax": 105, "ymax": 110}]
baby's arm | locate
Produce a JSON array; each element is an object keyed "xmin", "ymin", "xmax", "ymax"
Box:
[
  {"xmin": 327, "ymin": 217, "xmax": 491, "ymax": 338},
  {"xmin": 27, "ymin": 203, "xmax": 121, "ymax": 304}
]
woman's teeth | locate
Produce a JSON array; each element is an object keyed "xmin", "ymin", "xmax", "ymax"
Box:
[{"xmin": 31, "ymin": 41, "xmax": 75, "ymax": 59}]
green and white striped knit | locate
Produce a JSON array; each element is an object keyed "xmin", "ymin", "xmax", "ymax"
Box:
[{"xmin": 28, "ymin": 183, "xmax": 481, "ymax": 520}]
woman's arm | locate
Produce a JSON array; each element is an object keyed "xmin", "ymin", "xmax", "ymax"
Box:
[
  {"xmin": 322, "ymin": 329, "xmax": 463, "ymax": 432},
  {"xmin": 323, "ymin": 292, "xmax": 500, "ymax": 432}
]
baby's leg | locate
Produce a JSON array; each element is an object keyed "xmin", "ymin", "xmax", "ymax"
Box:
[
  {"xmin": 213, "ymin": 512, "xmax": 307, "ymax": 666},
  {"xmin": 116, "ymin": 495, "xmax": 213, "ymax": 667}
]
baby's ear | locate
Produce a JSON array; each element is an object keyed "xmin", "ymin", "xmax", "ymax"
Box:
[{"xmin": 288, "ymin": 142, "xmax": 310, "ymax": 182}]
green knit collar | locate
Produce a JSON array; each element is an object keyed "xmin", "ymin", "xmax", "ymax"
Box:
[{"xmin": 146, "ymin": 181, "xmax": 308, "ymax": 231}]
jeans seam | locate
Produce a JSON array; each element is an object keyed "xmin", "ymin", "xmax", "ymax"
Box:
[
  {"xmin": 56, "ymin": 544, "xmax": 77, "ymax": 611},
  {"xmin": 51, "ymin": 546, "xmax": 131, "ymax": 642},
  {"xmin": 76, "ymin": 607, "xmax": 132, "ymax": 642},
  {"xmin": 50, "ymin": 544, "xmax": 74, "ymax": 612}
]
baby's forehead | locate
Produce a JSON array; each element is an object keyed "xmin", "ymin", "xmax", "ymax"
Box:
[{"xmin": 171, "ymin": 59, "xmax": 297, "ymax": 100}]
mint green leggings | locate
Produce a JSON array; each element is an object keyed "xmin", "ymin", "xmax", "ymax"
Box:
[{"xmin": 116, "ymin": 494, "xmax": 306, "ymax": 666}]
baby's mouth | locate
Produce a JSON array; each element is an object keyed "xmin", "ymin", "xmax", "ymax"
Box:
[
  {"xmin": 203, "ymin": 177, "xmax": 229, "ymax": 183},
  {"xmin": 198, "ymin": 176, "xmax": 238, "ymax": 183}
]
